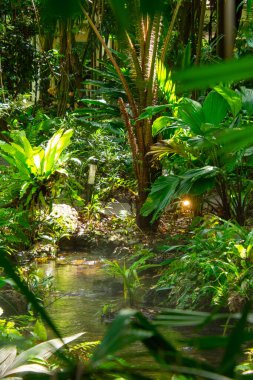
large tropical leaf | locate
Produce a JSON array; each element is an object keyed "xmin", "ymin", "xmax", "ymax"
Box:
[
  {"xmin": 138, "ymin": 105, "xmax": 170, "ymax": 121},
  {"xmin": 92, "ymin": 309, "xmax": 216, "ymax": 375},
  {"xmin": 218, "ymin": 125, "xmax": 253, "ymax": 153},
  {"xmin": 157, "ymin": 60, "xmax": 177, "ymax": 104},
  {"xmin": 53, "ymin": 129, "xmax": 73, "ymax": 164},
  {"xmin": 0, "ymin": 142, "xmax": 30, "ymax": 179},
  {"xmin": 152, "ymin": 116, "xmax": 174, "ymax": 136},
  {"xmin": 178, "ymin": 99, "xmax": 204, "ymax": 134},
  {"xmin": 42, "ymin": 129, "xmax": 73, "ymax": 176},
  {"xmin": 240, "ymin": 86, "xmax": 253, "ymax": 115},
  {"xmin": 141, "ymin": 166, "xmax": 219, "ymax": 221},
  {"xmin": 42, "ymin": 130, "xmax": 63, "ymax": 175},
  {"xmin": 148, "ymin": 139, "xmax": 190, "ymax": 160},
  {"xmin": 202, "ymin": 91, "xmax": 229, "ymax": 125},
  {"xmin": 12, "ymin": 131, "xmax": 34, "ymax": 158},
  {"xmin": 141, "ymin": 176, "xmax": 180, "ymax": 221},
  {"xmin": 214, "ymin": 86, "xmax": 242, "ymax": 117},
  {"xmin": 0, "ymin": 333, "xmax": 84, "ymax": 378},
  {"xmin": 172, "ymin": 56, "xmax": 253, "ymax": 91}
]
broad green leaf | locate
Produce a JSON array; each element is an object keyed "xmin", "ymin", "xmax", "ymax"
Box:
[
  {"xmin": 178, "ymin": 166, "xmax": 218, "ymax": 197},
  {"xmin": 10, "ymin": 333, "xmax": 84, "ymax": 370},
  {"xmin": 181, "ymin": 166, "xmax": 219, "ymax": 181},
  {"xmin": 0, "ymin": 346, "xmax": 17, "ymax": 377},
  {"xmin": 44, "ymin": 129, "xmax": 73, "ymax": 176},
  {"xmin": 16, "ymin": 131, "xmax": 34, "ymax": 158},
  {"xmin": 177, "ymin": 167, "xmax": 218, "ymax": 199},
  {"xmin": 141, "ymin": 176, "xmax": 180, "ymax": 221},
  {"xmin": 214, "ymin": 86, "xmax": 242, "ymax": 117},
  {"xmin": 42, "ymin": 129, "xmax": 72, "ymax": 176},
  {"xmin": 0, "ymin": 143, "xmax": 30, "ymax": 178},
  {"xmin": 172, "ymin": 56, "xmax": 253, "ymax": 91},
  {"xmin": 240, "ymin": 86, "xmax": 253, "ymax": 115},
  {"xmin": 43, "ymin": 130, "xmax": 63, "ymax": 174},
  {"xmin": 20, "ymin": 181, "xmax": 32, "ymax": 198},
  {"xmin": 142, "ymin": 166, "xmax": 218, "ymax": 221},
  {"xmin": 80, "ymin": 99, "xmax": 114, "ymax": 107},
  {"xmin": 190, "ymin": 177, "xmax": 215, "ymax": 195},
  {"xmin": 4, "ymin": 363, "xmax": 51, "ymax": 376},
  {"xmin": 53, "ymin": 129, "xmax": 73, "ymax": 164},
  {"xmin": 218, "ymin": 126, "xmax": 253, "ymax": 153},
  {"xmin": 9, "ymin": 143, "xmax": 26, "ymax": 157},
  {"xmin": 152, "ymin": 116, "xmax": 173, "ymax": 136},
  {"xmin": 0, "ymin": 332, "xmax": 84, "ymax": 378},
  {"xmin": 32, "ymin": 148, "xmax": 44, "ymax": 173},
  {"xmin": 202, "ymin": 91, "xmax": 229, "ymax": 125},
  {"xmin": 178, "ymin": 99, "xmax": 204, "ymax": 134},
  {"xmin": 157, "ymin": 60, "xmax": 177, "ymax": 104},
  {"xmin": 138, "ymin": 105, "xmax": 170, "ymax": 120}
]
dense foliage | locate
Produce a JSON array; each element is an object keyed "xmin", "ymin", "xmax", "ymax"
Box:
[{"xmin": 1, "ymin": 1, "xmax": 253, "ymax": 379}]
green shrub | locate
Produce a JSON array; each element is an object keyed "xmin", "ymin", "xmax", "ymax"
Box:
[{"xmin": 157, "ymin": 216, "xmax": 253, "ymax": 311}]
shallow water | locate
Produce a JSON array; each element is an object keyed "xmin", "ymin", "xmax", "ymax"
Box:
[
  {"xmin": 42, "ymin": 251, "xmax": 139, "ymax": 340},
  {"xmin": 40, "ymin": 250, "xmax": 223, "ymax": 375}
]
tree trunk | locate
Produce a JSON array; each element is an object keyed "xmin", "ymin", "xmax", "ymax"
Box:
[
  {"xmin": 39, "ymin": 32, "xmax": 55, "ymax": 107},
  {"xmin": 57, "ymin": 19, "xmax": 72, "ymax": 117},
  {"xmin": 217, "ymin": 0, "xmax": 236, "ymax": 59}
]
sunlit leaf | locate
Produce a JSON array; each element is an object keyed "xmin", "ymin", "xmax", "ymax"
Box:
[
  {"xmin": 178, "ymin": 99, "xmax": 204, "ymax": 134},
  {"xmin": 202, "ymin": 91, "xmax": 229, "ymax": 125},
  {"xmin": 214, "ymin": 86, "xmax": 242, "ymax": 117},
  {"xmin": 138, "ymin": 105, "xmax": 170, "ymax": 121},
  {"xmin": 172, "ymin": 56, "xmax": 253, "ymax": 91},
  {"xmin": 152, "ymin": 116, "xmax": 173, "ymax": 136}
]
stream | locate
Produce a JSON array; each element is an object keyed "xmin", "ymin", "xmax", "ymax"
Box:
[
  {"xmin": 40, "ymin": 249, "xmax": 223, "ymax": 374},
  {"xmin": 42, "ymin": 250, "xmax": 148, "ymax": 341}
]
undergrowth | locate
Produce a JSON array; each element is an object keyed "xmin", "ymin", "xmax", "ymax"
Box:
[{"xmin": 157, "ymin": 216, "xmax": 253, "ymax": 311}]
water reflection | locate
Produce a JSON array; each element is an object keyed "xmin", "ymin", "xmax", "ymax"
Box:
[{"xmin": 42, "ymin": 252, "xmax": 127, "ymax": 340}]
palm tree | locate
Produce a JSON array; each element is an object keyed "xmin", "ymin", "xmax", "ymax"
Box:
[{"xmin": 80, "ymin": 0, "xmax": 182, "ymax": 231}]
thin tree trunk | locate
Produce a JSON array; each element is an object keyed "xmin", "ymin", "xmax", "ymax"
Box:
[
  {"xmin": 217, "ymin": 0, "xmax": 235, "ymax": 59},
  {"xmin": 195, "ymin": 0, "xmax": 207, "ymax": 66},
  {"xmin": 57, "ymin": 19, "xmax": 72, "ymax": 117}
]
